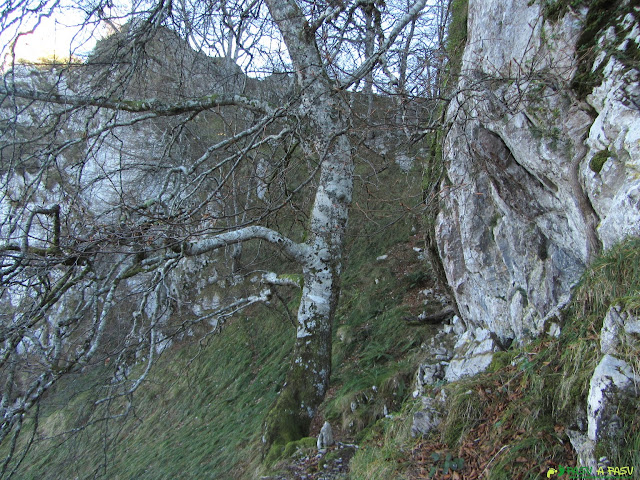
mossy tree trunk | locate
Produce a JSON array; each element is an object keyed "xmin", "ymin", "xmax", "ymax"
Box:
[
  {"xmin": 262, "ymin": 0, "xmax": 353, "ymax": 452},
  {"xmin": 262, "ymin": 263, "xmax": 338, "ymax": 449}
]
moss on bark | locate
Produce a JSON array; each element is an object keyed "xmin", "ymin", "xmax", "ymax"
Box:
[
  {"xmin": 445, "ymin": 0, "xmax": 469, "ymax": 88},
  {"xmin": 262, "ymin": 320, "xmax": 332, "ymax": 455}
]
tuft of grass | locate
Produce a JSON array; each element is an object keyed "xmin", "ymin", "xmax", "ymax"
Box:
[
  {"xmin": 552, "ymin": 237, "xmax": 640, "ymax": 428},
  {"xmin": 573, "ymin": 237, "xmax": 640, "ymax": 317},
  {"xmin": 441, "ymin": 382, "xmax": 487, "ymax": 447},
  {"xmin": 348, "ymin": 405, "xmax": 417, "ymax": 480}
]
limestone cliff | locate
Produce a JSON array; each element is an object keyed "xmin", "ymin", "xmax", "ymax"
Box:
[{"xmin": 437, "ymin": 0, "xmax": 640, "ymax": 344}]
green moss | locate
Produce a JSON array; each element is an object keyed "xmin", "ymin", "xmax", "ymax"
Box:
[
  {"xmin": 445, "ymin": 0, "xmax": 469, "ymax": 87},
  {"xmin": 488, "ymin": 351, "xmax": 516, "ymax": 372},
  {"xmin": 264, "ymin": 444, "xmax": 286, "ymax": 466},
  {"xmin": 279, "ymin": 272, "xmax": 304, "ymax": 287},
  {"xmin": 262, "ymin": 317, "xmax": 334, "ymax": 452},
  {"xmin": 262, "ymin": 388, "xmax": 309, "ymax": 453},
  {"xmin": 541, "ymin": 0, "xmax": 584, "ymax": 22},
  {"xmin": 287, "ymin": 436, "xmax": 317, "ymax": 455},
  {"xmin": 265, "ymin": 436, "xmax": 317, "ymax": 466},
  {"xmin": 589, "ymin": 148, "xmax": 611, "ymax": 173}
]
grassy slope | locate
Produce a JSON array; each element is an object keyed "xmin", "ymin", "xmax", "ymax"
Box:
[
  {"xmin": 11, "ymin": 310, "xmax": 293, "ymax": 479},
  {"xmin": 6, "ymin": 157, "xmax": 639, "ymax": 480},
  {"xmin": 348, "ymin": 238, "xmax": 640, "ymax": 479},
  {"xmin": 4, "ymin": 158, "xmax": 433, "ymax": 479}
]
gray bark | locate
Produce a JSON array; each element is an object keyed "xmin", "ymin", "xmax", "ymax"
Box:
[{"xmin": 262, "ymin": 0, "xmax": 354, "ymax": 450}]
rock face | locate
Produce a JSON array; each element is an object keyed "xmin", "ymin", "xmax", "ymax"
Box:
[
  {"xmin": 420, "ymin": 0, "xmax": 640, "ymax": 468},
  {"xmin": 436, "ymin": 0, "xmax": 640, "ymax": 345}
]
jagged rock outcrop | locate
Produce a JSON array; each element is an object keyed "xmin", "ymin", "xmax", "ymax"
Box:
[
  {"xmin": 436, "ymin": 0, "xmax": 640, "ymax": 347},
  {"xmin": 426, "ymin": 0, "xmax": 640, "ymax": 465},
  {"xmin": 444, "ymin": 327, "xmax": 502, "ymax": 382},
  {"xmin": 567, "ymin": 305, "xmax": 639, "ymax": 468}
]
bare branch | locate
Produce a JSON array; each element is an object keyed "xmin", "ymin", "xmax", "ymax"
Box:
[
  {"xmin": 183, "ymin": 225, "xmax": 311, "ymax": 264},
  {"xmin": 339, "ymin": 0, "xmax": 428, "ymax": 90},
  {"xmin": 1, "ymin": 86, "xmax": 277, "ymax": 115}
]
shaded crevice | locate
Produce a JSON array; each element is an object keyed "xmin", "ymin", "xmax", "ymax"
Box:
[
  {"xmin": 570, "ymin": 144, "xmax": 602, "ymax": 261},
  {"xmin": 426, "ymin": 224, "xmax": 460, "ymax": 318},
  {"xmin": 470, "ymin": 127, "xmax": 551, "ymax": 220}
]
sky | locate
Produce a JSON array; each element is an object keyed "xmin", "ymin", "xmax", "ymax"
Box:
[
  {"xmin": 1, "ymin": 1, "xmax": 121, "ymax": 67},
  {"xmin": 11, "ymin": 15, "xmax": 88, "ymax": 62}
]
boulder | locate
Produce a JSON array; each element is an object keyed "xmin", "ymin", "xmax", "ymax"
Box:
[
  {"xmin": 587, "ymin": 354, "xmax": 636, "ymax": 444},
  {"xmin": 411, "ymin": 397, "xmax": 442, "ymax": 437},
  {"xmin": 601, "ymin": 305, "xmax": 640, "ymax": 355},
  {"xmin": 317, "ymin": 421, "xmax": 334, "ymax": 450}
]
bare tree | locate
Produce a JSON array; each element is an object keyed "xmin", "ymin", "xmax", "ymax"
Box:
[{"xmin": 0, "ymin": 0, "xmax": 446, "ymax": 469}]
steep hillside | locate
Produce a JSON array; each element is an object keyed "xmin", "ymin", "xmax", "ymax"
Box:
[
  {"xmin": 2, "ymin": 0, "xmax": 639, "ymax": 478},
  {"xmin": 6, "ymin": 309, "xmax": 293, "ymax": 479},
  {"xmin": 0, "ymin": 158, "xmax": 435, "ymax": 479}
]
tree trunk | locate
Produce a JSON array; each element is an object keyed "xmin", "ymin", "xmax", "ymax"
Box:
[
  {"xmin": 261, "ymin": 264, "xmax": 336, "ymax": 449},
  {"xmin": 262, "ymin": 0, "xmax": 354, "ymax": 452}
]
